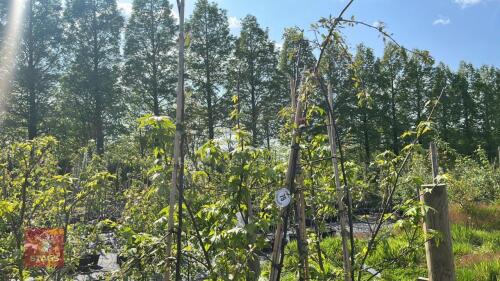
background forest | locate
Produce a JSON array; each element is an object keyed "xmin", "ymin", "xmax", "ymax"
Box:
[{"xmin": 0, "ymin": 0, "xmax": 499, "ymax": 280}]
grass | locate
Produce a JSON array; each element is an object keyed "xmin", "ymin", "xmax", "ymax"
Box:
[
  {"xmin": 449, "ymin": 204, "xmax": 500, "ymax": 231},
  {"xmin": 456, "ymin": 260, "xmax": 500, "ymax": 281},
  {"xmin": 262, "ymin": 204, "xmax": 499, "ymax": 280}
]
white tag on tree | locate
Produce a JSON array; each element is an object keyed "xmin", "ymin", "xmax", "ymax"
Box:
[{"xmin": 275, "ymin": 188, "xmax": 291, "ymax": 208}]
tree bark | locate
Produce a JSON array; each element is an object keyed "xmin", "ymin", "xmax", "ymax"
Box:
[
  {"xmin": 27, "ymin": 0, "xmax": 37, "ymax": 140},
  {"xmin": 206, "ymin": 62, "xmax": 214, "ymax": 139},
  {"xmin": 165, "ymin": 0, "xmax": 185, "ymax": 280},
  {"xmin": 91, "ymin": 2, "xmax": 104, "ymax": 154},
  {"xmin": 246, "ymin": 186, "xmax": 260, "ymax": 280},
  {"xmin": 390, "ymin": 77, "xmax": 398, "ymax": 155},
  {"xmin": 150, "ymin": 1, "xmax": 160, "ymax": 116},
  {"xmin": 362, "ymin": 111, "xmax": 370, "ymax": 169},
  {"xmin": 249, "ymin": 63, "xmax": 258, "ymax": 146}
]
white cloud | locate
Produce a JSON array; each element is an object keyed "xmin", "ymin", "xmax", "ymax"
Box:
[
  {"xmin": 433, "ymin": 15, "xmax": 451, "ymax": 25},
  {"xmin": 117, "ymin": 2, "xmax": 132, "ymax": 17},
  {"xmin": 454, "ymin": 0, "xmax": 482, "ymax": 8},
  {"xmin": 275, "ymin": 41, "xmax": 283, "ymax": 50},
  {"xmin": 228, "ymin": 16, "xmax": 241, "ymax": 29}
]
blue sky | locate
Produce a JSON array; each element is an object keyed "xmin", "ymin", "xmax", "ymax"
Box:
[{"xmin": 117, "ymin": 0, "xmax": 500, "ymax": 69}]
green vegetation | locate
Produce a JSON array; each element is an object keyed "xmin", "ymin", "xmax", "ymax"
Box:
[
  {"xmin": 273, "ymin": 206, "xmax": 500, "ymax": 281},
  {"xmin": 0, "ymin": 0, "xmax": 499, "ymax": 280},
  {"xmin": 1, "ymin": 133, "xmax": 498, "ymax": 280}
]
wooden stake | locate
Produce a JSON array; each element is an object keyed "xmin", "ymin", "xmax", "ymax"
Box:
[
  {"xmin": 420, "ymin": 142, "xmax": 456, "ymax": 281},
  {"xmin": 307, "ymin": 156, "xmax": 325, "ymax": 273},
  {"xmin": 295, "ymin": 164, "xmax": 309, "ymax": 281},
  {"xmin": 165, "ymin": 1, "xmax": 185, "ymax": 280},
  {"xmin": 430, "ymin": 142, "xmax": 439, "ymax": 182},
  {"xmin": 326, "ymin": 84, "xmax": 351, "ymax": 281},
  {"xmin": 269, "ymin": 80, "xmax": 307, "ymax": 281}
]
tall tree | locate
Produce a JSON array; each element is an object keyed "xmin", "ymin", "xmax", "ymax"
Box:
[
  {"xmin": 454, "ymin": 62, "xmax": 478, "ymax": 154},
  {"xmin": 7, "ymin": 0, "xmax": 63, "ymax": 140},
  {"xmin": 431, "ymin": 63, "xmax": 454, "ymax": 144},
  {"xmin": 234, "ymin": 15, "xmax": 277, "ymax": 146},
  {"xmin": 61, "ymin": 0, "xmax": 123, "ymax": 153},
  {"xmin": 379, "ymin": 43, "xmax": 407, "ymax": 154},
  {"xmin": 276, "ymin": 28, "xmax": 315, "ymax": 148},
  {"xmin": 352, "ymin": 44, "xmax": 380, "ymax": 167},
  {"xmin": 320, "ymin": 38, "xmax": 355, "ymax": 154},
  {"xmin": 261, "ymin": 60, "xmax": 287, "ymax": 149},
  {"xmin": 186, "ymin": 0, "xmax": 232, "ymax": 140},
  {"xmin": 278, "ymin": 27, "xmax": 315, "ymax": 82},
  {"xmin": 165, "ymin": 0, "xmax": 185, "ymax": 279},
  {"xmin": 123, "ymin": 0, "xmax": 177, "ymax": 116},
  {"xmin": 476, "ymin": 65, "xmax": 499, "ymax": 158},
  {"xmin": 401, "ymin": 50, "xmax": 434, "ymax": 128}
]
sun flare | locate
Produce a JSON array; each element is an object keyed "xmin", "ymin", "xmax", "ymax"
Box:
[{"xmin": 0, "ymin": 0, "xmax": 28, "ymax": 112}]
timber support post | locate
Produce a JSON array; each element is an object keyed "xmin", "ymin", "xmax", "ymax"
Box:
[
  {"xmin": 269, "ymin": 75, "xmax": 307, "ymax": 281},
  {"xmin": 420, "ymin": 142, "xmax": 456, "ymax": 281},
  {"xmin": 326, "ymin": 84, "xmax": 352, "ymax": 281},
  {"xmin": 295, "ymin": 164, "xmax": 309, "ymax": 281}
]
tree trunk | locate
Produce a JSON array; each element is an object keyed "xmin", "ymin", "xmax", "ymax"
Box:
[
  {"xmin": 206, "ymin": 65, "xmax": 214, "ymax": 139},
  {"xmin": 150, "ymin": 3, "xmax": 160, "ymax": 116},
  {"xmin": 27, "ymin": 0, "xmax": 37, "ymax": 140},
  {"xmin": 250, "ymin": 64, "xmax": 258, "ymax": 146},
  {"xmin": 175, "ymin": 140, "xmax": 185, "ymax": 281},
  {"xmin": 92, "ymin": 4, "xmax": 104, "ymax": 154},
  {"xmin": 165, "ymin": 0, "xmax": 185, "ymax": 280},
  {"xmin": 246, "ymin": 188, "xmax": 260, "ymax": 280},
  {"xmin": 203, "ymin": 7, "xmax": 214, "ymax": 140},
  {"xmin": 152, "ymin": 60, "xmax": 160, "ymax": 115},
  {"xmin": 362, "ymin": 111, "xmax": 370, "ymax": 169},
  {"xmin": 416, "ymin": 76, "xmax": 422, "ymax": 123},
  {"xmin": 390, "ymin": 79, "xmax": 398, "ymax": 155},
  {"xmin": 265, "ymin": 122, "xmax": 271, "ymax": 151}
]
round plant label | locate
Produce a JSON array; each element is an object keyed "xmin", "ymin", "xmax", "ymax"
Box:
[{"xmin": 275, "ymin": 188, "xmax": 291, "ymax": 208}]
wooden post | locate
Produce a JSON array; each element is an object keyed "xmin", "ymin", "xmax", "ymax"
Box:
[
  {"xmin": 326, "ymin": 84, "xmax": 351, "ymax": 281},
  {"xmin": 430, "ymin": 142, "xmax": 439, "ymax": 182},
  {"xmin": 420, "ymin": 142, "xmax": 456, "ymax": 281},
  {"xmin": 306, "ymin": 151, "xmax": 325, "ymax": 273},
  {"xmin": 295, "ymin": 164, "xmax": 309, "ymax": 281}
]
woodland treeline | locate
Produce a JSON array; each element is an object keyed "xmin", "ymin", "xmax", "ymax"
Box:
[
  {"xmin": 0, "ymin": 0, "xmax": 499, "ymax": 280},
  {"xmin": 0, "ymin": 0, "xmax": 499, "ymax": 160}
]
